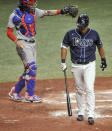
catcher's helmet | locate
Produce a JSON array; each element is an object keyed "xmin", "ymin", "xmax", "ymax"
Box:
[
  {"xmin": 77, "ymin": 14, "xmax": 89, "ymax": 27},
  {"xmin": 18, "ymin": 0, "xmax": 37, "ymax": 12}
]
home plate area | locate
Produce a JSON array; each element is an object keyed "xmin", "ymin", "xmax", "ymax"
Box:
[
  {"xmin": 0, "ymin": 78, "xmax": 112, "ymax": 131},
  {"xmin": 43, "ymin": 90, "xmax": 112, "ymax": 119}
]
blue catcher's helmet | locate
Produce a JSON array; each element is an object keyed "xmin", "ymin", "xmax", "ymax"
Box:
[
  {"xmin": 77, "ymin": 14, "xmax": 89, "ymax": 27},
  {"xmin": 18, "ymin": 0, "xmax": 37, "ymax": 12}
]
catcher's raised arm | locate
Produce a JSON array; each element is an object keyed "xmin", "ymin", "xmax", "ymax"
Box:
[{"xmin": 44, "ymin": 5, "xmax": 78, "ymax": 18}]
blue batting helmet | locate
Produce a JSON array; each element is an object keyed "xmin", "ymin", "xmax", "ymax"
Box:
[{"xmin": 77, "ymin": 14, "xmax": 89, "ymax": 27}]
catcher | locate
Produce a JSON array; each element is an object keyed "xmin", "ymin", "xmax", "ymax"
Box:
[{"xmin": 7, "ymin": 0, "xmax": 78, "ymax": 103}]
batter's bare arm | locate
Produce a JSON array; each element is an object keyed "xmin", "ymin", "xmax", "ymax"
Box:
[
  {"xmin": 97, "ymin": 46, "xmax": 105, "ymax": 58},
  {"xmin": 61, "ymin": 47, "xmax": 67, "ymax": 61},
  {"xmin": 61, "ymin": 47, "xmax": 67, "ymax": 71}
]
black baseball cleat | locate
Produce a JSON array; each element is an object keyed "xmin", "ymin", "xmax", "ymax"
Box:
[
  {"xmin": 77, "ymin": 115, "xmax": 84, "ymax": 121},
  {"xmin": 88, "ymin": 117, "xmax": 94, "ymax": 125}
]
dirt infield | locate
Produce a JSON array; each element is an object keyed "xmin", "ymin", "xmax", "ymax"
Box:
[{"xmin": 0, "ymin": 77, "xmax": 112, "ymax": 131}]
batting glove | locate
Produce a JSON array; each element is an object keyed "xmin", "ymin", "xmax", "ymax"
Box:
[
  {"xmin": 100, "ymin": 58, "xmax": 107, "ymax": 71},
  {"xmin": 61, "ymin": 63, "xmax": 67, "ymax": 71}
]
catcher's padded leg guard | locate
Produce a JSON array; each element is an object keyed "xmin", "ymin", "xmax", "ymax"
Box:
[
  {"xmin": 15, "ymin": 73, "xmax": 26, "ymax": 93},
  {"xmin": 25, "ymin": 62, "xmax": 37, "ymax": 96}
]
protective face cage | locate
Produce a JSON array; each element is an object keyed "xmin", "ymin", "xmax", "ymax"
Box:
[
  {"xmin": 20, "ymin": 0, "xmax": 37, "ymax": 4},
  {"xmin": 77, "ymin": 14, "xmax": 89, "ymax": 27},
  {"xmin": 18, "ymin": 0, "xmax": 37, "ymax": 12}
]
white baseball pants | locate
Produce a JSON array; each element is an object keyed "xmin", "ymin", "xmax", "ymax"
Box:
[{"xmin": 71, "ymin": 61, "xmax": 96, "ymax": 118}]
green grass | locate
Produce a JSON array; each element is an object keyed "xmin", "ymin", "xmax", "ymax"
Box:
[{"xmin": 0, "ymin": 0, "xmax": 112, "ymax": 82}]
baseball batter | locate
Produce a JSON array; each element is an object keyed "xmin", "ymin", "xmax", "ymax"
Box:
[
  {"xmin": 7, "ymin": 0, "xmax": 75, "ymax": 103},
  {"xmin": 61, "ymin": 14, "xmax": 107, "ymax": 124}
]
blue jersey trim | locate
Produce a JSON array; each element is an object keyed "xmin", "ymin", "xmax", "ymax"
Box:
[
  {"xmin": 75, "ymin": 29, "xmax": 83, "ymax": 62},
  {"xmin": 97, "ymin": 43, "xmax": 103, "ymax": 47},
  {"xmin": 83, "ymin": 29, "xmax": 91, "ymax": 63},
  {"xmin": 61, "ymin": 42, "xmax": 69, "ymax": 47}
]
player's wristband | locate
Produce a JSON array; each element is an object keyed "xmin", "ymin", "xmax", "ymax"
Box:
[
  {"xmin": 61, "ymin": 59, "xmax": 66, "ymax": 63},
  {"xmin": 57, "ymin": 10, "xmax": 61, "ymax": 14}
]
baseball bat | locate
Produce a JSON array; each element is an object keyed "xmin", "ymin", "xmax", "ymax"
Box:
[{"xmin": 64, "ymin": 70, "xmax": 72, "ymax": 116}]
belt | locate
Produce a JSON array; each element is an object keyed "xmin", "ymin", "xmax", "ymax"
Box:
[
  {"xmin": 73, "ymin": 62, "xmax": 89, "ymax": 65},
  {"xmin": 18, "ymin": 39, "xmax": 35, "ymax": 43}
]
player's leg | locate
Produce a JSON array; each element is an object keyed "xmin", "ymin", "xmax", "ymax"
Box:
[
  {"xmin": 22, "ymin": 41, "xmax": 41, "ymax": 103},
  {"xmin": 71, "ymin": 63, "xmax": 86, "ymax": 119},
  {"xmin": 84, "ymin": 61, "xmax": 95, "ymax": 124},
  {"xmin": 24, "ymin": 43, "xmax": 42, "ymax": 103},
  {"xmin": 15, "ymin": 73, "xmax": 26, "ymax": 93},
  {"xmin": 24, "ymin": 61, "xmax": 42, "ymax": 103},
  {"xmin": 9, "ymin": 40, "xmax": 41, "ymax": 103},
  {"xmin": 9, "ymin": 40, "xmax": 34, "ymax": 101},
  {"xmin": 9, "ymin": 43, "xmax": 27, "ymax": 101},
  {"xmin": 9, "ymin": 73, "xmax": 26, "ymax": 101}
]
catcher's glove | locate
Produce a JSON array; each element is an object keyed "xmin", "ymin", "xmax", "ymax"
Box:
[{"xmin": 61, "ymin": 5, "xmax": 78, "ymax": 18}]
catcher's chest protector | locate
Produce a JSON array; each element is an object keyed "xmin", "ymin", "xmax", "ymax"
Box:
[{"xmin": 13, "ymin": 8, "xmax": 36, "ymax": 37}]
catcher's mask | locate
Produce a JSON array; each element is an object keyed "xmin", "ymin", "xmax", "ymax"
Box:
[
  {"xmin": 18, "ymin": 0, "xmax": 37, "ymax": 12},
  {"xmin": 77, "ymin": 14, "xmax": 89, "ymax": 27}
]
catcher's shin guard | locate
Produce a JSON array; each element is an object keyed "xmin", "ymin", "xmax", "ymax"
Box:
[
  {"xmin": 25, "ymin": 62, "xmax": 37, "ymax": 96},
  {"xmin": 14, "ymin": 73, "xmax": 26, "ymax": 93}
]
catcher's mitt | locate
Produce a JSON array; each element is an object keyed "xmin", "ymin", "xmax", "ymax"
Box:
[
  {"xmin": 68, "ymin": 5, "xmax": 78, "ymax": 18},
  {"xmin": 61, "ymin": 5, "xmax": 78, "ymax": 18}
]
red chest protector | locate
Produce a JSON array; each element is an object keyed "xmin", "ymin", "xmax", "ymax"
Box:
[
  {"xmin": 21, "ymin": 13, "xmax": 36, "ymax": 37},
  {"xmin": 13, "ymin": 8, "xmax": 36, "ymax": 37}
]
